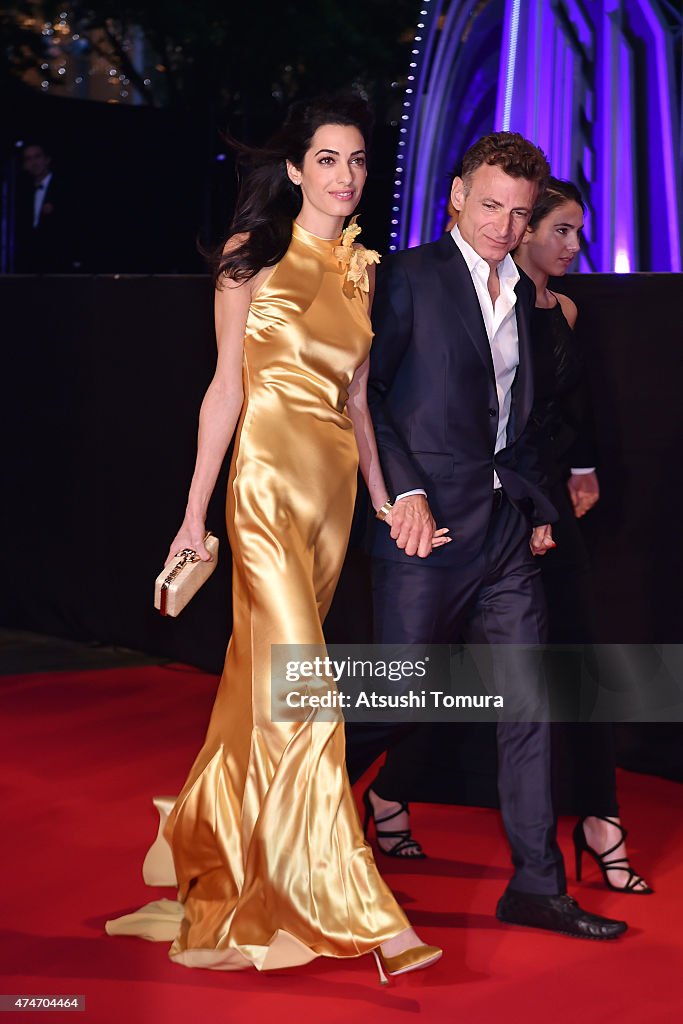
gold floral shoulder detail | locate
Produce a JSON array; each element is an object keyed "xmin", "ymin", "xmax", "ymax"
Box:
[{"xmin": 334, "ymin": 215, "xmax": 381, "ymax": 294}]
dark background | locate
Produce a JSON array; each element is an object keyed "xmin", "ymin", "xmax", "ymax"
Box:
[
  {"xmin": 0, "ymin": 0, "xmax": 421, "ymax": 273},
  {"xmin": 3, "ymin": 271, "xmax": 681, "ymax": 670},
  {"xmin": 1, "ymin": 82, "xmax": 401, "ymax": 272}
]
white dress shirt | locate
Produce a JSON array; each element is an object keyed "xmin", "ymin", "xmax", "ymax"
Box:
[
  {"xmin": 451, "ymin": 224, "xmax": 519, "ymax": 488},
  {"xmin": 396, "ymin": 226, "xmax": 520, "ymax": 501},
  {"xmin": 33, "ymin": 172, "xmax": 52, "ymax": 228}
]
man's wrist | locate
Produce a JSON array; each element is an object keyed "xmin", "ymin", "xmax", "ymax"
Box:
[{"xmin": 395, "ymin": 488, "xmax": 427, "ymax": 501}]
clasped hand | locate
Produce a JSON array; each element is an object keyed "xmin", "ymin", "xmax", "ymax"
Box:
[
  {"xmin": 529, "ymin": 523, "xmax": 555, "ymax": 556},
  {"xmin": 384, "ymin": 494, "xmax": 451, "ymax": 558}
]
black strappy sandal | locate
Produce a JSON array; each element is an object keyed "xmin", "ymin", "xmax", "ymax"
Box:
[
  {"xmin": 573, "ymin": 816, "xmax": 653, "ymax": 894},
  {"xmin": 362, "ymin": 787, "xmax": 427, "ymax": 859}
]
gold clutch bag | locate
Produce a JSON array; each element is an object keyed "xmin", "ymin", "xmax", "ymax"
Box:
[{"xmin": 154, "ymin": 533, "xmax": 219, "ymax": 617}]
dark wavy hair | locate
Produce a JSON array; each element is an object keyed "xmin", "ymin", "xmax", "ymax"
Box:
[
  {"xmin": 212, "ymin": 94, "xmax": 373, "ymax": 287},
  {"xmin": 528, "ymin": 176, "xmax": 585, "ymax": 230},
  {"xmin": 461, "ymin": 131, "xmax": 550, "ymax": 192}
]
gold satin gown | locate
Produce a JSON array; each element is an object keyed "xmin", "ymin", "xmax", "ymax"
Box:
[{"xmin": 109, "ymin": 222, "xmax": 408, "ymax": 971}]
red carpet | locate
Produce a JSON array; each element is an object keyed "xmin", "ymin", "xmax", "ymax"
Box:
[{"xmin": 3, "ymin": 665, "xmax": 682, "ymax": 1023}]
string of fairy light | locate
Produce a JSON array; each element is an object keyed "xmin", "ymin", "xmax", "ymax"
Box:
[
  {"xmin": 18, "ymin": 4, "xmax": 158, "ymax": 104},
  {"xmin": 389, "ymin": 0, "xmax": 434, "ymax": 251}
]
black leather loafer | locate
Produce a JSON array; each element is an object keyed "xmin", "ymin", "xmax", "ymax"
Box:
[{"xmin": 496, "ymin": 890, "xmax": 628, "ymax": 940}]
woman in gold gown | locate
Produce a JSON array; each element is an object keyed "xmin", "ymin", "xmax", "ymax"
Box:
[{"xmin": 107, "ymin": 96, "xmax": 445, "ymax": 981}]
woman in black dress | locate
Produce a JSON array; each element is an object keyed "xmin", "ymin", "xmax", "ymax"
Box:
[
  {"xmin": 513, "ymin": 178, "xmax": 650, "ymax": 893},
  {"xmin": 364, "ymin": 179, "xmax": 651, "ymax": 894}
]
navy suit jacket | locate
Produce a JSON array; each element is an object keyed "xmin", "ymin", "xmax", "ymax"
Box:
[{"xmin": 368, "ymin": 232, "xmax": 557, "ymax": 567}]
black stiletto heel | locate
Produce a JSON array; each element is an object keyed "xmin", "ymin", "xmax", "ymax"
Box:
[
  {"xmin": 362, "ymin": 787, "xmax": 427, "ymax": 859},
  {"xmin": 572, "ymin": 817, "xmax": 653, "ymax": 894}
]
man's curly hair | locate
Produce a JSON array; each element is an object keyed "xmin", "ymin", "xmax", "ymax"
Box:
[{"xmin": 461, "ymin": 132, "xmax": 550, "ymax": 193}]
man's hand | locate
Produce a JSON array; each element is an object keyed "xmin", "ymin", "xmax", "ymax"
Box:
[
  {"xmin": 567, "ymin": 471, "xmax": 600, "ymax": 518},
  {"xmin": 389, "ymin": 494, "xmax": 437, "ymax": 558},
  {"xmin": 530, "ymin": 523, "xmax": 555, "ymax": 556}
]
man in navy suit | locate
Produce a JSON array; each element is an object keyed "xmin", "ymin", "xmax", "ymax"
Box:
[{"xmin": 347, "ymin": 133, "xmax": 626, "ymax": 939}]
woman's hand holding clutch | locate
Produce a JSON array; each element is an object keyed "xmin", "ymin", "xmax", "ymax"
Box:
[
  {"xmin": 155, "ymin": 518, "xmax": 219, "ymax": 617},
  {"xmin": 165, "ymin": 516, "xmax": 214, "ymax": 568}
]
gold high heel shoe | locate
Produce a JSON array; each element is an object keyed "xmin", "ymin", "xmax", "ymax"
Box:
[{"xmin": 372, "ymin": 943, "xmax": 442, "ymax": 984}]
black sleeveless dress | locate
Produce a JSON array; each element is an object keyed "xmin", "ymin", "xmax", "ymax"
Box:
[
  {"xmin": 529, "ymin": 300, "xmax": 596, "ymax": 643},
  {"xmin": 531, "ymin": 300, "xmax": 618, "ymax": 818},
  {"xmin": 529, "ymin": 301, "xmax": 592, "ymax": 487}
]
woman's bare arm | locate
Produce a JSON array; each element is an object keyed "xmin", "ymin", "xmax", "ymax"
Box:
[
  {"xmin": 346, "ymin": 353, "xmax": 389, "ymax": 513},
  {"xmin": 165, "ymin": 253, "xmax": 269, "ymax": 564}
]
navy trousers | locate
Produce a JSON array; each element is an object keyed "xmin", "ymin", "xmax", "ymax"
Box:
[{"xmin": 345, "ymin": 496, "xmax": 567, "ymax": 895}]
